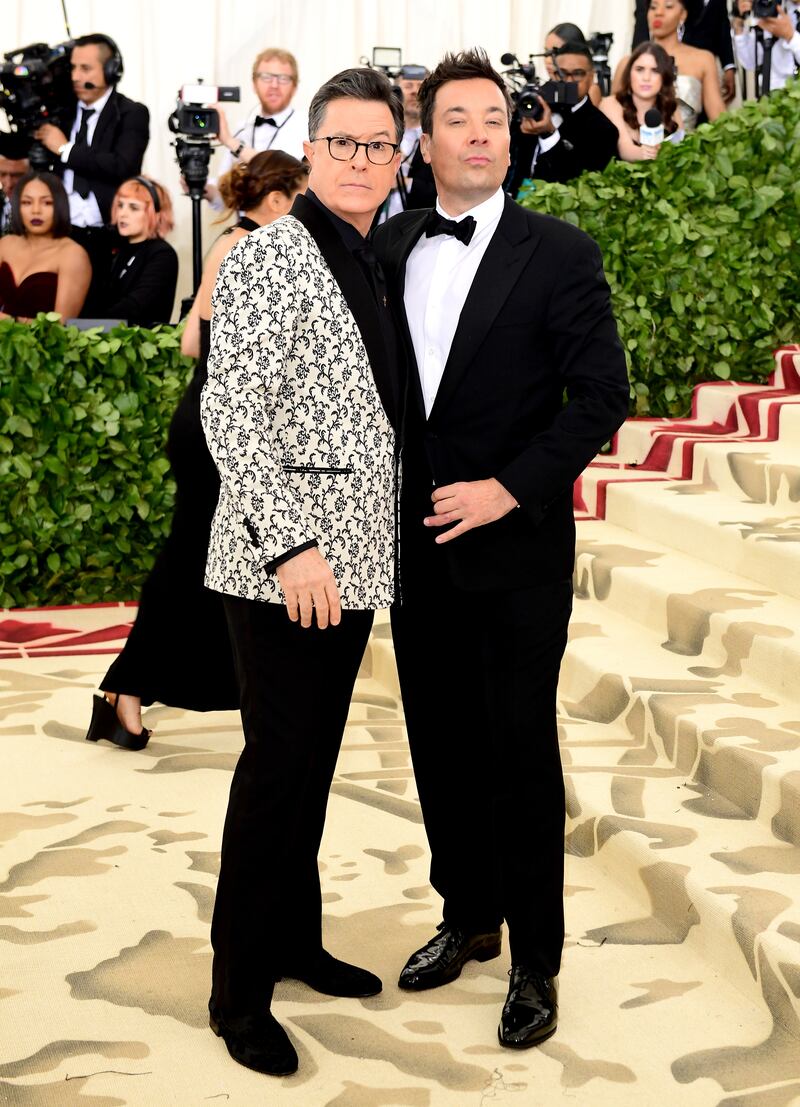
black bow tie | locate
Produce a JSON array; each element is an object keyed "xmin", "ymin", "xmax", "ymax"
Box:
[
  {"xmin": 425, "ymin": 209, "xmax": 477, "ymax": 245},
  {"xmin": 254, "ymin": 115, "xmax": 277, "ymax": 127}
]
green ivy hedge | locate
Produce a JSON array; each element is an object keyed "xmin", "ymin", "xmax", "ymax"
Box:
[
  {"xmin": 519, "ymin": 79, "xmax": 800, "ymax": 415},
  {"xmin": 0, "ymin": 316, "xmax": 192, "ymax": 608}
]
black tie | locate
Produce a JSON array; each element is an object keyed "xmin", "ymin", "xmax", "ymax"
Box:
[
  {"xmin": 424, "ymin": 209, "xmax": 477, "ymax": 245},
  {"xmin": 254, "ymin": 115, "xmax": 277, "ymax": 127},
  {"xmin": 73, "ymin": 107, "xmax": 95, "ymax": 199}
]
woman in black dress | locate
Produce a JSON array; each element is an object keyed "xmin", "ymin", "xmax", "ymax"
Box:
[
  {"xmin": 86, "ymin": 150, "xmax": 309, "ymax": 748},
  {"xmin": 102, "ymin": 176, "xmax": 178, "ymax": 325}
]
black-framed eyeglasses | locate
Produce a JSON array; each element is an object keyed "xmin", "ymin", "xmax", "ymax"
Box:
[{"xmin": 312, "ymin": 136, "xmax": 400, "ymax": 165}]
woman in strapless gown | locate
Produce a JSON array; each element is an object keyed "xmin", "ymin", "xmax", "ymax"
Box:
[
  {"xmin": 612, "ymin": 0, "xmax": 727, "ymax": 131},
  {"xmin": 85, "ymin": 149, "xmax": 310, "ymax": 749},
  {"xmin": 0, "ymin": 172, "xmax": 90, "ymax": 321}
]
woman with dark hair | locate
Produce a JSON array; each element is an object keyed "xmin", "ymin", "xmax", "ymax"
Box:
[
  {"xmin": 544, "ymin": 23, "xmax": 603, "ymax": 104},
  {"xmin": 613, "ymin": 0, "xmax": 726, "ymax": 130},
  {"xmin": 600, "ymin": 42, "xmax": 683, "ymax": 160},
  {"xmin": 100, "ymin": 176, "xmax": 178, "ymax": 325},
  {"xmin": 85, "ymin": 149, "xmax": 309, "ymax": 749},
  {"xmin": 0, "ymin": 172, "xmax": 90, "ymax": 320}
]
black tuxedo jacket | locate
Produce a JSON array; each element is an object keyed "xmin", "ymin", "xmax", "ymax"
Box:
[
  {"xmin": 103, "ymin": 237, "xmax": 178, "ymax": 325},
  {"xmin": 374, "ymin": 196, "xmax": 630, "ymax": 591},
  {"xmin": 57, "ymin": 90, "xmax": 150, "ymax": 223},
  {"xmin": 508, "ymin": 101, "xmax": 619, "ymax": 197},
  {"xmin": 633, "ymin": 0, "xmax": 735, "ymax": 67}
]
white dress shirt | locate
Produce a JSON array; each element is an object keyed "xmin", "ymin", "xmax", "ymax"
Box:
[
  {"xmin": 215, "ymin": 102, "xmax": 307, "ymax": 179},
  {"xmin": 405, "ymin": 187, "xmax": 505, "ymax": 417},
  {"xmin": 734, "ymin": 0, "xmax": 800, "ymax": 90},
  {"xmin": 61, "ymin": 86, "xmax": 113, "ymax": 227}
]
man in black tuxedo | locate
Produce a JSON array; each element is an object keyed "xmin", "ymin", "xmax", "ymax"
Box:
[
  {"xmin": 34, "ymin": 33, "xmax": 149, "ymax": 312},
  {"xmin": 508, "ymin": 44, "xmax": 619, "ymax": 196},
  {"xmin": 633, "ymin": 0, "xmax": 737, "ymax": 103},
  {"xmin": 374, "ymin": 48, "xmax": 629, "ymax": 1049}
]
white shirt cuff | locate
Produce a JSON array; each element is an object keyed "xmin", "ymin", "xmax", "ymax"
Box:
[
  {"xmin": 538, "ymin": 129, "xmax": 561, "ymax": 154},
  {"xmin": 60, "ymin": 141, "xmax": 74, "ymax": 163}
]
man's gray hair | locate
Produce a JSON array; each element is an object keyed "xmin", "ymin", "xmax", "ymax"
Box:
[{"xmin": 308, "ymin": 67, "xmax": 404, "ymax": 144}]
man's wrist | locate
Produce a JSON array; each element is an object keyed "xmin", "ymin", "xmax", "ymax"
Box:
[{"xmin": 230, "ymin": 140, "xmax": 245, "ymax": 158}]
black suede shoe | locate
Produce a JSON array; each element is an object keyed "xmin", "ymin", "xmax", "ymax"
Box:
[
  {"xmin": 209, "ymin": 1006, "xmax": 298, "ymax": 1075},
  {"xmin": 498, "ymin": 966, "xmax": 558, "ymax": 1048},
  {"xmin": 281, "ymin": 949, "xmax": 382, "ymax": 997},
  {"xmin": 398, "ymin": 922, "xmax": 502, "ymax": 991}
]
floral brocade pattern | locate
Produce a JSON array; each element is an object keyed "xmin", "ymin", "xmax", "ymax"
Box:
[{"xmin": 201, "ymin": 216, "xmax": 396, "ymax": 610}]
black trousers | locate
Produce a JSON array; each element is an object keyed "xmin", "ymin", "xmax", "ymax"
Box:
[
  {"xmin": 391, "ymin": 548, "xmax": 572, "ymax": 976},
  {"xmin": 210, "ymin": 596, "xmax": 373, "ymax": 1016}
]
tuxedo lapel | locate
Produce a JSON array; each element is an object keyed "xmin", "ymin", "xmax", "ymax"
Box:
[
  {"xmin": 386, "ymin": 211, "xmax": 428, "ymax": 419},
  {"xmin": 428, "ymin": 196, "xmax": 541, "ymax": 423},
  {"xmin": 91, "ymin": 91, "xmax": 120, "ymax": 149},
  {"xmin": 290, "ymin": 193, "xmax": 399, "ymax": 429}
]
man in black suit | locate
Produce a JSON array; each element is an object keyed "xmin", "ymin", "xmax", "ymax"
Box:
[
  {"xmin": 34, "ymin": 33, "xmax": 149, "ymax": 312},
  {"xmin": 508, "ymin": 44, "xmax": 619, "ymax": 196},
  {"xmin": 374, "ymin": 48, "xmax": 629, "ymax": 1049},
  {"xmin": 633, "ymin": 0, "xmax": 737, "ymax": 102}
]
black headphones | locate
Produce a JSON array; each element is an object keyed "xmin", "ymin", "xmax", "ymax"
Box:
[
  {"xmin": 132, "ymin": 176, "xmax": 161, "ymax": 212},
  {"xmin": 75, "ymin": 33, "xmax": 124, "ymax": 86}
]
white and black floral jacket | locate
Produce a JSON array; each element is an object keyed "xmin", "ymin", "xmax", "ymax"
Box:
[{"xmin": 201, "ymin": 195, "xmax": 398, "ymax": 610}]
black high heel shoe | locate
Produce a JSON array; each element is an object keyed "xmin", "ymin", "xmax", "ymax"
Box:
[{"xmin": 85, "ymin": 694, "xmax": 151, "ymax": 751}]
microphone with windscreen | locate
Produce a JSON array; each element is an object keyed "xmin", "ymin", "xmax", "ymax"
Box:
[{"xmin": 640, "ymin": 108, "xmax": 664, "ymax": 146}]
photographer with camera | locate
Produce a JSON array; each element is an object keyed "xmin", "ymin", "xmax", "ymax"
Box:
[
  {"xmin": 732, "ymin": 0, "xmax": 800, "ymax": 93},
  {"xmin": 205, "ymin": 48, "xmax": 306, "ymax": 208},
  {"xmin": 544, "ymin": 24, "xmax": 603, "ymax": 104},
  {"xmin": 31, "ymin": 33, "xmax": 149, "ymax": 314},
  {"xmin": 0, "ymin": 133, "xmax": 30, "ymax": 235},
  {"xmin": 508, "ymin": 43, "xmax": 619, "ymax": 196}
]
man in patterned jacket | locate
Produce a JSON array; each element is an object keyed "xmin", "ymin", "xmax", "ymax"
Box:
[{"xmin": 201, "ymin": 68, "xmax": 403, "ymax": 1077}]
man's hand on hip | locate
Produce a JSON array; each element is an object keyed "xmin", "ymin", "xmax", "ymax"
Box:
[
  {"xmin": 276, "ymin": 547, "xmax": 341, "ymax": 629},
  {"xmin": 424, "ymin": 479, "xmax": 518, "ymax": 544}
]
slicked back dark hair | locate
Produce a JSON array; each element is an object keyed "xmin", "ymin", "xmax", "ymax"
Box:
[
  {"xmin": 555, "ymin": 43, "xmax": 594, "ymax": 65},
  {"xmin": 308, "ymin": 67, "xmax": 404, "ymax": 144},
  {"xmin": 418, "ymin": 48, "xmax": 512, "ymax": 136},
  {"xmin": 9, "ymin": 171, "xmax": 71, "ymax": 237}
]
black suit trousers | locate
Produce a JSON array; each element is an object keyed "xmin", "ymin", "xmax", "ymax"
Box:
[
  {"xmin": 391, "ymin": 540, "xmax": 572, "ymax": 976},
  {"xmin": 210, "ymin": 596, "xmax": 373, "ymax": 1015}
]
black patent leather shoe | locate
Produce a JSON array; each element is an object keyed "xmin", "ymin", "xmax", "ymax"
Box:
[
  {"xmin": 498, "ymin": 966, "xmax": 558, "ymax": 1048},
  {"xmin": 209, "ymin": 1005, "xmax": 298, "ymax": 1075},
  {"xmin": 398, "ymin": 922, "xmax": 502, "ymax": 991},
  {"xmin": 85, "ymin": 694, "xmax": 150, "ymax": 751},
  {"xmin": 281, "ymin": 949, "xmax": 382, "ymax": 997}
]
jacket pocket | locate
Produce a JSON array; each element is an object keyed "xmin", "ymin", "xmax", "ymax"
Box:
[{"xmin": 281, "ymin": 465, "xmax": 353, "ymax": 475}]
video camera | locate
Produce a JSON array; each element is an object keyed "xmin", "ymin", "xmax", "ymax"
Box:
[
  {"xmin": 0, "ymin": 41, "xmax": 73, "ymax": 169},
  {"xmin": 360, "ymin": 48, "xmax": 427, "ymax": 83},
  {"xmin": 500, "ymin": 52, "xmax": 579, "ymax": 122},
  {"xmin": 168, "ymin": 80, "xmax": 240, "ymax": 296},
  {"xmin": 587, "ymin": 31, "xmax": 614, "ymax": 97}
]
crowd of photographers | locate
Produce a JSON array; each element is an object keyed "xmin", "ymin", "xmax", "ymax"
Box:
[{"xmin": 0, "ymin": 5, "xmax": 797, "ymax": 327}]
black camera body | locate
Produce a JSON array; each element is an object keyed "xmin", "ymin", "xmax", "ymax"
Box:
[
  {"xmin": 168, "ymin": 82, "xmax": 239, "ymax": 141},
  {"xmin": 516, "ymin": 79, "xmax": 579, "ymax": 121},
  {"xmin": 752, "ymin": 0, "xmax": 780, "ymax": 16},
  {"xmin": 0, "ymin": 41, "xmax": 73, "ymax": 166}
]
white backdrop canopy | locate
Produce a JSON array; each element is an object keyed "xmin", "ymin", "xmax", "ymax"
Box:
[{"xmin": 2, "ymin": 0, "xmax": 635, "ymax": 308}]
